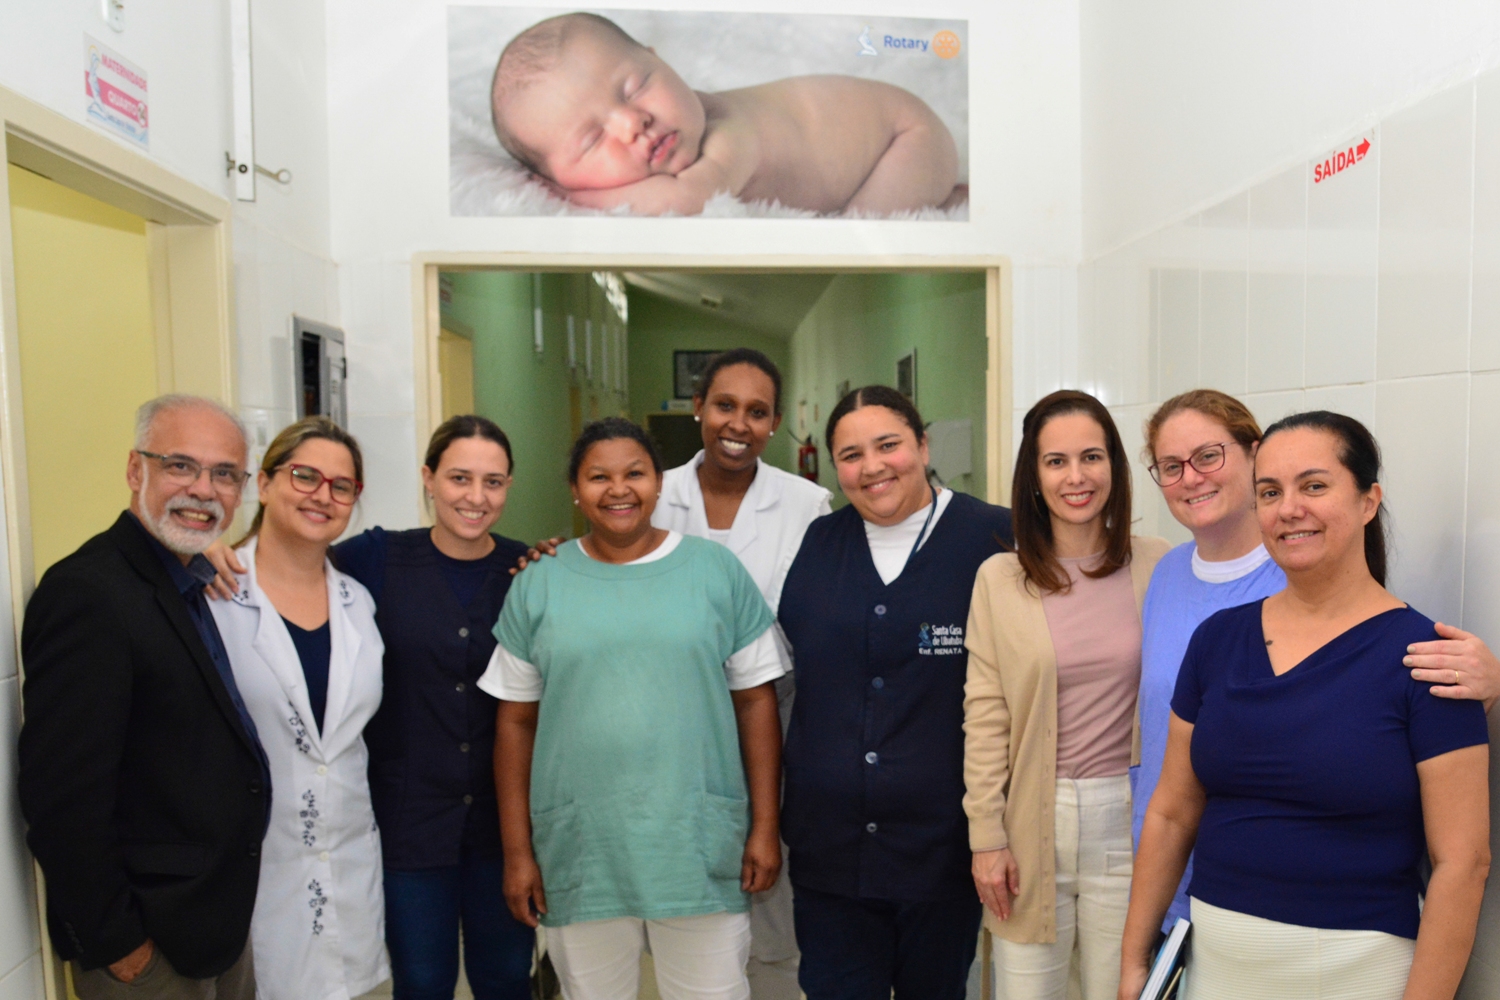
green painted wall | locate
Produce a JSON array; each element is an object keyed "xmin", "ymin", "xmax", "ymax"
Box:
[
  {"xmin": 624, "ymin": 290, "xmax": 795, "ymax": 471},
  {"xmin": 442, "ymin": 272, "xmax": 628, "ymax": 543},
  {"xmin": 784, "ymin": 272, "xmax": 989, "ymax": 501}
]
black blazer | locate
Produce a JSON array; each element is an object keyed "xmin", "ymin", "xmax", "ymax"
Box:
[{"xmin": 19, "ymin": 513, "xmax": 266, "ymax": 977}]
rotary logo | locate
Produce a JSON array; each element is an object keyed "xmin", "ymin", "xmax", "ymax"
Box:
[{"xmin": 933, "ymin": 31, "xmax": 961, "ymax": 60}]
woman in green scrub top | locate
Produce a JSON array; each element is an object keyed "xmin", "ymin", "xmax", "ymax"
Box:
[{"xmin": 480, "ymin": 417, "xmax": 785, "ymax": 1000}]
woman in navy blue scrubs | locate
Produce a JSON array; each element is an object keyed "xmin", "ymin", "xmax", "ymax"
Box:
[
  {"xmin": 777, "ymin": 386, "xmax": 1013, "ymax": 1000},
  {"xmin": 210, "ymin": 415, "xmax": 537, "ymax": 1000}
]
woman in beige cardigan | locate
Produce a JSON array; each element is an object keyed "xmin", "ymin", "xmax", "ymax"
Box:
[{"xmin": 963, "ymin": 390, "xmax": 1168, "ymax": 1000}]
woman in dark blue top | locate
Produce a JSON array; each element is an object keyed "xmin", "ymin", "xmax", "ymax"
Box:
[
  {"xmin": 1120, "ymin": 412, "xmax": 1489, "ymax": 1000},
  {"xmin": 210, "ymin": 415, "xmax": 538, "ymax": 1000},
  {"xmin": 778, "ymin": 387, "xmax": 1012, "ymax": 1000}
]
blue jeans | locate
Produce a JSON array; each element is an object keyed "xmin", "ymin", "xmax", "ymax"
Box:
[
  {"xmin": 384, "ymin": 856, "xmax": 534, "ymax": 1000},
  {"xmin": 792, "ymin": 884, "xmax": 981, "ymax": 1000}
]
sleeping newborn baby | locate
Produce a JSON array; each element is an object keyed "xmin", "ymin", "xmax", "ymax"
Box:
[{"xmin": 490, "ymin": 13, "xmax": 961, "ymax": 216}]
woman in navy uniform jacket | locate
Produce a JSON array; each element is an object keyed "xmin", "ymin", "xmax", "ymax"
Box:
[
  {"xmin": 210, "ymin": 415, "xmax": 536, "ymax": 1000},
  {"xmin": 778, "ymin": 386, "xmax": 1013, "ymax": 1000}
]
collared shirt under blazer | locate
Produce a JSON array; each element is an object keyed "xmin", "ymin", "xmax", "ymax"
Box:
[
  {"xmin": 962, "ymin": 535, "xmax": 1169, "ymax": 944},
  {"xmin": 209, "ymin": 537, "xmax": 390, "ymax": 1000}
]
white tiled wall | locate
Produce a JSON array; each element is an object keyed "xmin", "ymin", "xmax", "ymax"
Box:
[
  {"xmin": 1063, "ymin": 67, "xmax": 1500, "ymax": 994},
  {"xmin": 337, "ymin": 259, "xmax": 421, "ymax": 533},
  {"xmin": 234, "ymin": 216, "xmax": 341, "ymax": 454},
  {"xmin": 1071, "ymin": 66, "xmax": 1500, "ymax": 623}
]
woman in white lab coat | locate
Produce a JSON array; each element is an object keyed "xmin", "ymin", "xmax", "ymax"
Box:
[
  {"xmin": 211, "ymin": 416, "xmax": 388, "ymax": 1000},
  {"xmin": 656, "ymin": 348, "xmax": 831, "ymax": 1000}
]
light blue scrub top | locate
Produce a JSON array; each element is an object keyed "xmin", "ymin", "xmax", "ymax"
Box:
[
  {"xmin": 1131, "ymin": 541, "xmax": 1285, "ymax": 929},
  {"xmin": 494, "ymin": 535, "xmax": 775, "ymax": 927}
]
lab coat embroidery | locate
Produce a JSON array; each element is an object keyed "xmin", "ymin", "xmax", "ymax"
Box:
[
  {"xmin": 307, "ymin": 878, "xmax": 327, "ymax": 935},
  {"xmin": 300, "ymin": 790, "xmax": 318, "ymax": 847},
  {"xmin": 288, "ymin": 706, "xmax": 312, "ymax": 755}
]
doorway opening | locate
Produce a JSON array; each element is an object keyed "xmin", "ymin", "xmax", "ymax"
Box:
[
  {"xmin": 427, "ymin": 264, "xmax": 1008, "ymax": 547},
  {"xmin": 2, "ymin": 83, "xmax": 239, "ymax": 1000}
]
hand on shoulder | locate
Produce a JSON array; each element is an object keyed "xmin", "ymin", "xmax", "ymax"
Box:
[{"xmin": 1407, "ymin": 622, "xmax": 1500, "ymax": 712}]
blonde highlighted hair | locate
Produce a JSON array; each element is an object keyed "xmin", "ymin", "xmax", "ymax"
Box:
[{"xmin": 240, "ymin": 416, "xmax": 364, "ymax": 542}]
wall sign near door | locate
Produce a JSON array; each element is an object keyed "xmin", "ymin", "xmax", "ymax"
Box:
[
  {"xmin": 84, "ymin": 35, "xmax": 148, "ymax": 149},
  {"xmin": 1313, "ymin": 134, "xmax": 1371, "ymax": 184}
]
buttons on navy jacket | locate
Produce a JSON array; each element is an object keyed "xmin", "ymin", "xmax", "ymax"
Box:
[
  {"xmin": 778, "ymin": 493, "xmax": 1014, "ymax": 901},
  {"xmin": 356, "ymin": 528, "xmax": 530, "ymax": 870}
]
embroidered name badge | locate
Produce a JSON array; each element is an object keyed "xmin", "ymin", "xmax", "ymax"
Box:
[{"xmin": 918, "ymin": 622, "xmax": 965, "ymax": 656}]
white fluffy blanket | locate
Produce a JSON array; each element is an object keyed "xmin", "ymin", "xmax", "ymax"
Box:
[{"xmin": 447, "ymin": 7, "xmax": 969, "ymax": 221}]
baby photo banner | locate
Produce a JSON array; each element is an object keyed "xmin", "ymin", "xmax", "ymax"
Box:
[{"xmin": 448, "ymin": 7, "xmax": 969, "ymax": 220}]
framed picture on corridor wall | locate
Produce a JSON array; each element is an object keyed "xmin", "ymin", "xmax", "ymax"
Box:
[{"xmin": 674, "ymin": 350, "xmax": 722, "ymax": 399}]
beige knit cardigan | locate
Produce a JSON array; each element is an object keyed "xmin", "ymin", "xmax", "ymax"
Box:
[{"xmin": 962, "ymin": 535, "xmax": 1171, "ymax": 944}]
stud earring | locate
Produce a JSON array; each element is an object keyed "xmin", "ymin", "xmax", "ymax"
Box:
[{"xmin": 694, "ymin": 416, "xmax": 700, "ymax": 423}]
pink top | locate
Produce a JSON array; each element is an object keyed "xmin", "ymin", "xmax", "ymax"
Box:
[{"xmin": 1040, "ymin": 554, "xmax": 1141, "ymax": 780}]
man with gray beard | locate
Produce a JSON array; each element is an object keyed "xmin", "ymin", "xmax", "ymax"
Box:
[{"xmin": 19, "ymin": 394, "xmax": 269, "ymax": 1000}]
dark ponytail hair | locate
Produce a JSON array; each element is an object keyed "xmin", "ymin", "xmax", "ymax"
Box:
[
  {"xmin": 695, "ymin": 348, "xmax": 784, "ymax": 415},
  {"xmin": 425, "ymin": 414, "xmax": 514, "ymax": 474},
  {"xmin": 824, "ymin": 385, "xmax": 925, "ymax": 457},
  {"xmin": 567, "ymin": 416, "xmax": 664, "ymax": 483},
  {"xmin": 1259, "ymin": 410, "xmax": 1388, "ymax": 586}
]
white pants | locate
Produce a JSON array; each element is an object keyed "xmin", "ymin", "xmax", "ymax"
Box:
[
  {"xmin": 547, "ymin": 912, "xmax": 752, "ymax": 1000},
  {"xmin": 1184, "ymin": 897, "xmax": 1414, "ymax": 1000},
  {"xmin": 992, "ymin": 775, "xmax": 1133, "ymax": 1000}
]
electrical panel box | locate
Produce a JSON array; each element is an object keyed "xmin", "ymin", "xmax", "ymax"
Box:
[{"xmin": 293, "ymin": 316, "xmax": 347, "ymax": 427}]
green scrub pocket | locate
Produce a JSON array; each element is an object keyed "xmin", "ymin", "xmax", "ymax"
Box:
[
  {"xmin": 532, "ymin": 801, "xmax": 584, "ymax": 892},
  {"xmin": 699, "ymin": 791, "xmax": 751, "ymax": 881}
]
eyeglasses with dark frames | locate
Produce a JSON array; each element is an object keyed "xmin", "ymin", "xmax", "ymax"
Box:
[
  {"xmin": 135, "ymin": 450, "xmax": 252, "ymax": 492},
  {"xmin": 1148, "ymin": 442, "xmax": 1230, "ymax": 487},
  {"xmin": 278, "ymin": 463, "xmax": 363, "ymax": 504}
]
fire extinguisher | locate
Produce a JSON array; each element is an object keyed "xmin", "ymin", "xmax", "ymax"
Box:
[{"xmin": 797, "ymin": 435, "xmax": 819, "ymax": 482}]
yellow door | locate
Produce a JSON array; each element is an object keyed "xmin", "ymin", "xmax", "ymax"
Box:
[
  {"xmin": 8, "ymin": 163, "xmax": 160, "ymax": 576},
  {"xmin": 438, "ymin": 328, "xmax": 475, "ymax": 420}
]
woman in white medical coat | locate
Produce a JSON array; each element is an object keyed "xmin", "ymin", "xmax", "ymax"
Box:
[
  {"xmin": 211, "ymin": 416, "xmax": 389, "ymax": 1000},
  {"xmin": 656, "ymin": 348, "xmax": 831, "ymax": 999}
]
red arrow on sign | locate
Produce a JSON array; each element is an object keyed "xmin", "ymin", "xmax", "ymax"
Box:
[{"xmin": 1314, "ymin": 137, "xmax": 1372, "ymax": 183}]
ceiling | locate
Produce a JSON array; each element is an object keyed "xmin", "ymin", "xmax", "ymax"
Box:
[{"xmin": 621, "ymin": 271, "xmax": 836, "ymax": 339}]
